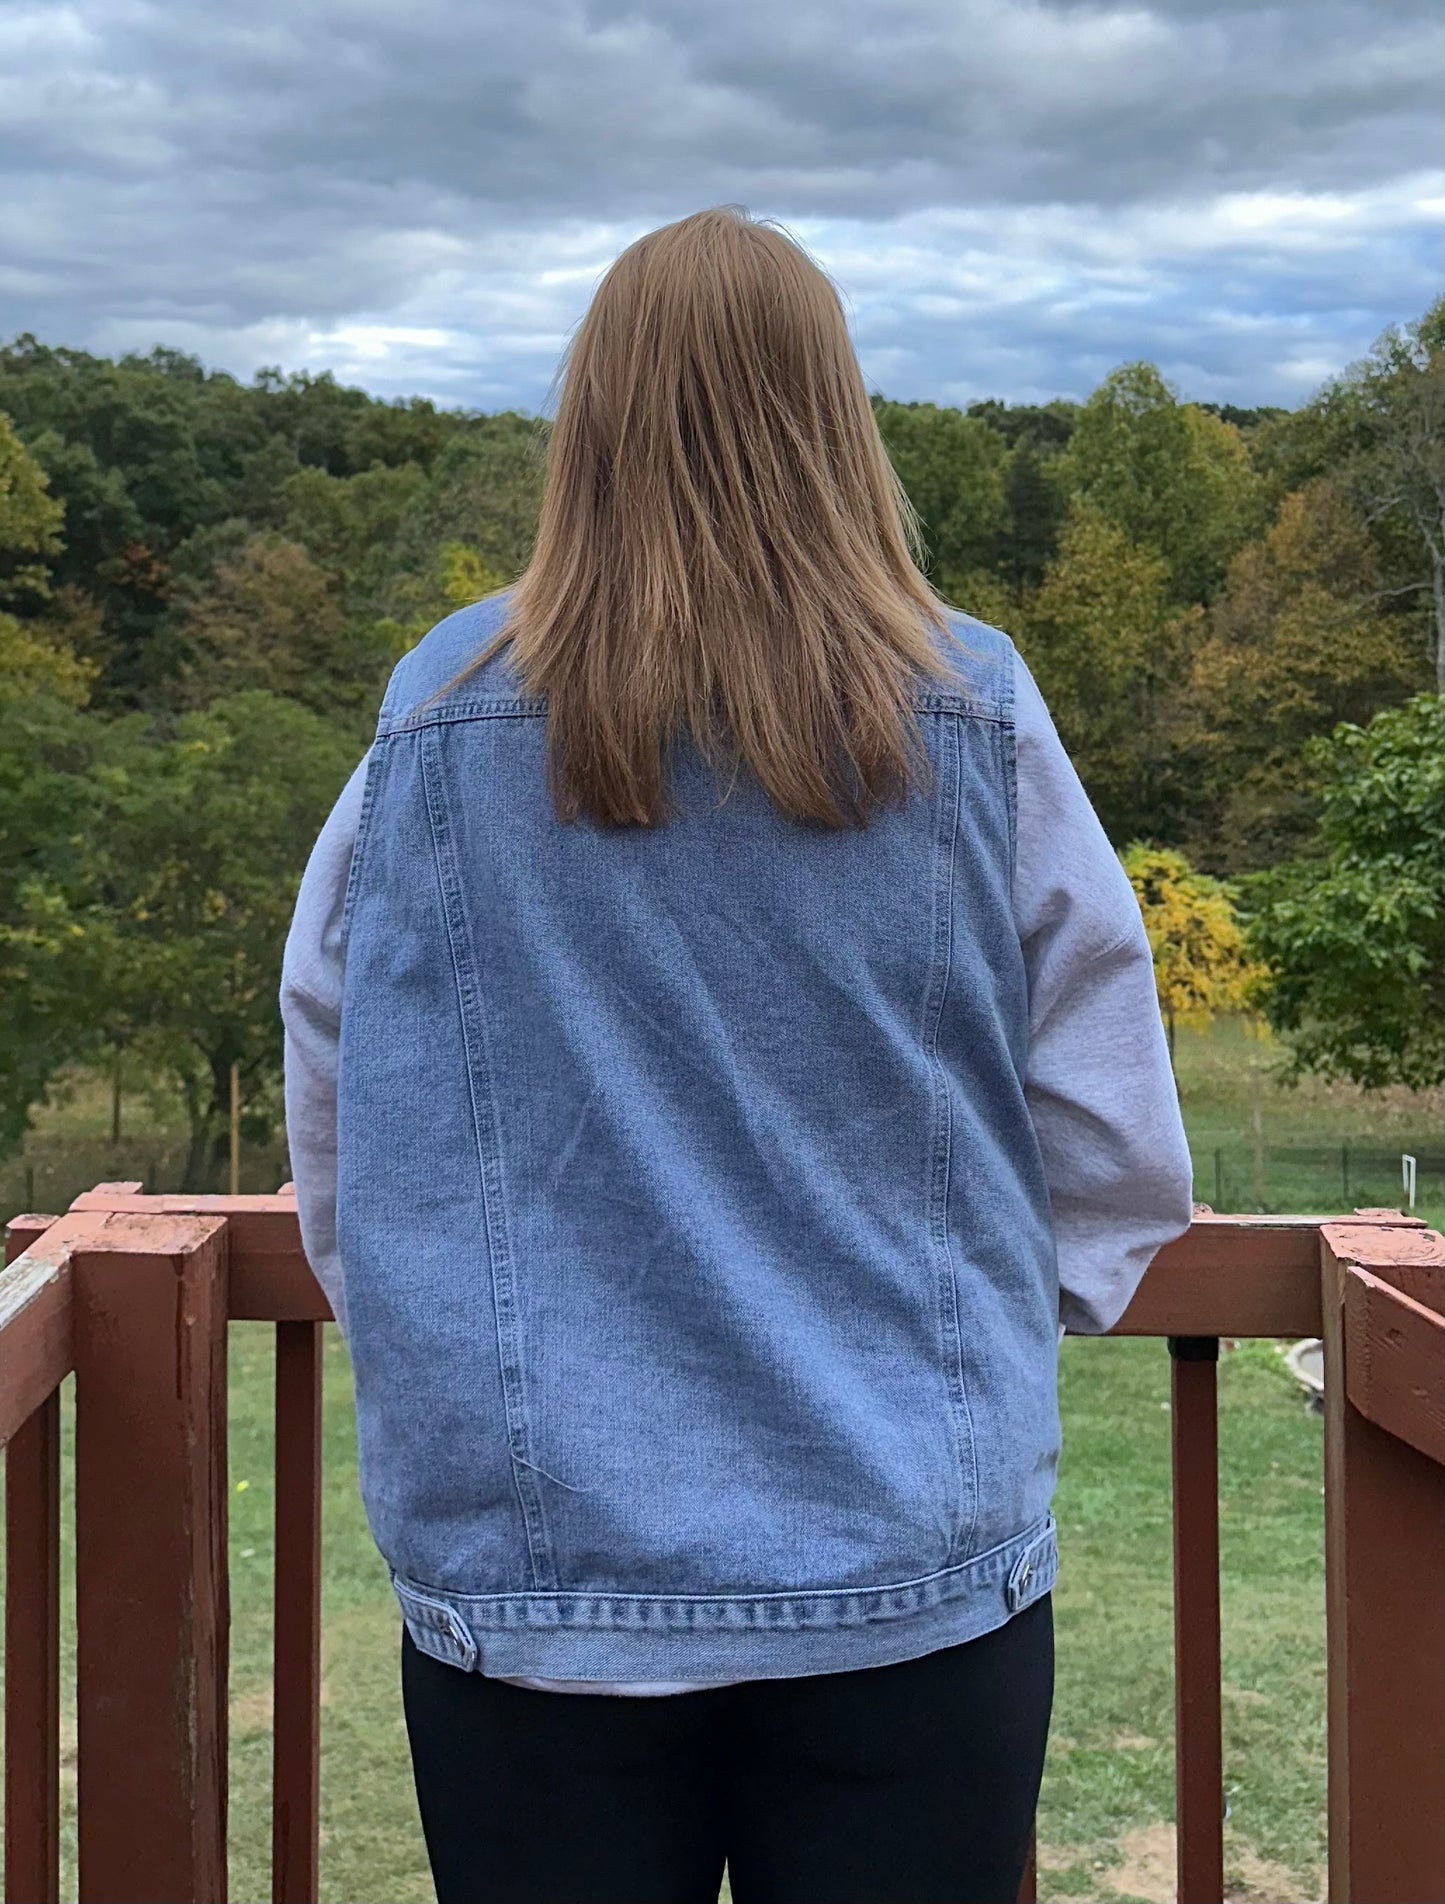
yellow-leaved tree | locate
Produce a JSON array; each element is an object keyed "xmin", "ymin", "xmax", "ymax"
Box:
[
  {"xmin": 375, "ymin": 541, "xmax": 510, "ymax": 664},
  {"xmin": 1121, "ymin": 844, "xmax": 1266, "ymax": 1064}
]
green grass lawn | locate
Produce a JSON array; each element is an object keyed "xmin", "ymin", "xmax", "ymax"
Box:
[
  {"xmin": 1042, "ymin": 1335, "xmax": 1329, "ymax": 1904},
  {"xmin": 3, "ymin": 1018, "xmax": 1439, "ymax": 1902}
]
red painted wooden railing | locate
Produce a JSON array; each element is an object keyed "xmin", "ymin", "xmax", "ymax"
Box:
[{"xmin": 2, "ymin": 1190, "xmax": 1441, "ymax": 1904}]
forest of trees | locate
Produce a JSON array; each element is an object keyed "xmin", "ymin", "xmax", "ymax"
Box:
[{"xmin": 1, "ymin": 306, "xmax": 1441, "ymax": 1183}]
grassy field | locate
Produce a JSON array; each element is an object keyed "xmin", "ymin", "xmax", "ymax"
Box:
[
  {"xmin": 2, "ymin": 1019, "xmax": 1440, "ymax": 1902},
  {"xmin": 1172, "ymin": 1016, "xmax": 1443, "ymax": 1225}
]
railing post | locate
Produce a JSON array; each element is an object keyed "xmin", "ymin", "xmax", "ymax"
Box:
[
  {"xmin": 272, "ymin": 1319, "xmax": 324, "ymax": 1904},
  {"xmin": 4, "ymin": 1215, "xmax": 63, "ymax": 1904},
  {"xmin": 1321, "ymin": 1222, "xmax": 1445, "ymax": 1904},
  {"xmin": 71, "ymin": 1212, "xmax": 231, "ymax": 1904},
  {"xmin": 1167, "ymin": 1335, "xmax": 1224, "ymax": 1904}
]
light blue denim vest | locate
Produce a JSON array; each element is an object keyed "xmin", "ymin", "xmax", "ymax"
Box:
[{"xmin": 337, "ymin": 591, "xmax": 1060, "ymax": 1681}]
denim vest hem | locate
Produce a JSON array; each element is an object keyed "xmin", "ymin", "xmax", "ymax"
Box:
[{"xmin": 389, "ymin": 1513, "xmax": 1057, "ymax": 1682}]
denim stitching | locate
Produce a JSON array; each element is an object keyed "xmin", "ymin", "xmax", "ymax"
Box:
[
  {"xmin": 947, "ymin": 714, "xmax": 984, "ymax": 1563},
  {"xmin": 921, "ymin": 713, "xmax": 978, "ymax": 1568},
  {"xmin": 338, "ymin": 738, "xmax": 387, "ymax": 955},
  {"xmin": 999, "ymin": 661, "xmax": 1019, "ymax": 894},
  {"xmin": 418, "ymin": 728, "xmax": 559, "ymax": 1591},
  {"xmin": 389, "ymin": 1516, "xmax": 1057, "ymax": 1631},
  {"xmin": 378, "ymin": 691, "xmax": 1008, "ymax": 739}
]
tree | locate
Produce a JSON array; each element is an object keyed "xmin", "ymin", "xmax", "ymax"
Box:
[
  {"xmin": 377, "ymin": 415, "xmax": 542, "ymax": 648},
  {"xmin": 372, "ymin": 541, "xmax": 510, "ymax": 660},
  {"xmin": 0, "ymin": 421, "xmax": 110, "ymax": 1152},
  {"xmin": 1057, "ymin": 363, "xmax": 1260, "ymax": 603},
  {"xmin": 1244, "ymin": 695, "xmax": 1444, "ymax": 1090},
  {"xmin": 384, "ymin": 414, "xmax": 545, "ymax": 607},
  {"xmin": 0, "ymin": 340, "xmax": 464, "ymax": 709},
  {"xmin": 0, "ymin": 337, "xmax": 245, "ymax": 700},
  {"xmin": 0, "ymin": 410, "xmax": 64, "ymax": 605},
  {"xmin": 1015, "ymin": 498, "xmax": 1199, "ymax": 843},
  {"xmin": 1186, "ymin": 481, "xmax": 1426, "ymax": 871},
  {"xmin": 0, "ymin": 673, "xmax": 128, "ymax": 1157},
  {"xmin": 0, "ymin": 417, "xmax": 94, "ymax": 703},
  {"xmin": 1321, "ymin": 303, "xmax": 1445, "ymax": 691},
  {"xmin": 1121, "ymin": 845, "xmax": 1263, "ymax": 1063},
  {"xmin": 0, "ymin": 613, "xmax": 96, "ymax": 704},
  {"xmin": 11, "ymin": 693, "xmax": 362, "ymax": 1185},
  {"xmin": 1254, "ymin": 303, "xmax": 1445, "ymax": 690},
  {"xmin": 280, "ymin": 461, "xmax": 427, "ymax": 587},
  {"xmin": 19, "ymin": 428, "xmax": 144, "ymax": 605},
  {"xmin": 342, "ymin": 394, "xmax": 456, "ymax": 474},
  {"xmin": 172, "ymin": 532, "xmax": 390, "ymax": 724},
  {"xmin": 870, "ymin": 400, "xmax": 1008, "ymax": 593},
  {"xmin": 964, "ymin": 398, "xmax": 1076, "ymax": 455},
  {"xmin": 998, "ymin": 438, "xmax": 1066, "ymax": 596},
  {"xmin": 251, "ymin": 365, "xmax": 386, "ymax": 476}
]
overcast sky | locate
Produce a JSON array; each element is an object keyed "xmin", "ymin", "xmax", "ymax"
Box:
[{"xmin": 1, "ymin": 0, "xmax": 1440, "ymax": 414}]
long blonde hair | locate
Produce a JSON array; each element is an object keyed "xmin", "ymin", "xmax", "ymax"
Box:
[{"xmin": 449, "ymin": 205, "xmax": 956, "ymax": 827}]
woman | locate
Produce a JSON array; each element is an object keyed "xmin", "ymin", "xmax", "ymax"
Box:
[{"xmin": 281, "ymin": 206, "xmax": 1193, "ymax": 1904}]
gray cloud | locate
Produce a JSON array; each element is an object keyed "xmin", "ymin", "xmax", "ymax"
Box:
[{"xmin": 0, "ymin": 0, "xmax": 1439, "ymax": 408}]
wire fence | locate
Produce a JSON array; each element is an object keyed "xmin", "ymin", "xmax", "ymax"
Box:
[
  {"xmin": 1196, "ymin": 1141, "xmax": 1445, "ymax": 1217},
  {"xmin": 3, "ymin": 1136, "xmax": 291, "ymax": 1216},
  {"xmin": 6, "ymin": 1136, "xmax": 1444, "ymax": 1229}
]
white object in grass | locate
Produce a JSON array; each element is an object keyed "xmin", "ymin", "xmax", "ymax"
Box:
[{"xmin": 1284, "ymin": 1337, "xmax": 1325, "ymax": 1412}]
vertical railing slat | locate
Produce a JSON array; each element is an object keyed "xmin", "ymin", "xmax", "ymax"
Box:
[
  {"xmin": 3, "ymin": 1398, "xmax": 62, "ymax": 1904},
  {"xmin": 272, "ymin": 1320, "xmax": 323, "ymax": 1904},
  {"xmin": 1168, "ymin": 1335, "xmax": 1224, "ymax": 1904},
  {"xmin": 4, "ymin": 1216, "xmax": 62, "ymax": 1904},
  {"xmin": 72, "ymin": 1213, "xmax": 230, "ymax": 1904}
]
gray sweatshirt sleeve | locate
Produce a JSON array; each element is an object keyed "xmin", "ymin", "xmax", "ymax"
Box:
[
  {"xmin": 280, "ymin": 755, "xmax": 370, "ymax": 1339},
  {"xmin": 1011, "ymin": 647, "xmax": 1196, "ymax": 1334}
]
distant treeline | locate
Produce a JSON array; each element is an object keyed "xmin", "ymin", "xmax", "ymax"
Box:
[{"xmin": 1, "ymin": 308, "xmax": 1440, "ymax": 1178}]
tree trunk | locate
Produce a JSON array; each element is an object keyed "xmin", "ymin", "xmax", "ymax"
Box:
[
  {"xmin": 181, "ymin": 1116, "xmax": 214, "ymax": 1193},
  {"xmin": 1250, "ymin": 1060, "xmax": 1266, "ymax": 1210},
  {"xmin": 180, "ymin": 1068, "xmax": 226, "ymax": 1192}
]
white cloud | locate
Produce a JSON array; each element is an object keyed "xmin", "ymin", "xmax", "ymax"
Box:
[{"xmin": 0, "ymin": 0, "xmax": 1438, "ymax": 409}]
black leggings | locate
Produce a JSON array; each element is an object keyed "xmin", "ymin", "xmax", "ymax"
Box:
[{"xmin": 401, "ymin": 1594, "xmax": 1052, "ymax": 1904}]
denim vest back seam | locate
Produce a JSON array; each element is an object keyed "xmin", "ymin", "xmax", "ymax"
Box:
[{"xmin": 418, "ymin": 723, "xmax": 563, "ymax": 1592}]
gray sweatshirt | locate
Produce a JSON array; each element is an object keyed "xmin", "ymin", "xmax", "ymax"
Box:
[{"xmin": 280, "ymin": 645, "xmax": 1195, "ymax": 1695}]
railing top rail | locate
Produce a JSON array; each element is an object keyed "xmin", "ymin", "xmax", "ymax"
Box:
[
  {"xmin": 56, "ymin": 1191, "xmax": 1429, "ymax": 1227},
  {"xmin": 1, "ymin": 1210, "xmax": 87, "ymax": 1443},
  {"xmin": 4, "ymin": 1194, "xmax": 1439, "ymax": 1352}
]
